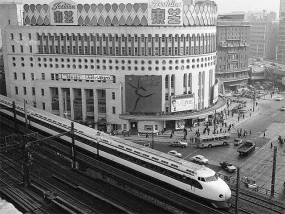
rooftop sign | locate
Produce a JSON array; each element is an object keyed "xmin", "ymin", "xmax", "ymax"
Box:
[{"xmin": 49, "ymin": 0, "xmax": 78, "ymax": 26}]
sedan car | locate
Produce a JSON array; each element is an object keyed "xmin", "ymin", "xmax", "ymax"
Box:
[
  {"xmin": 220, "ymin": 161, "xmax": 237, "ymax": 173},
  {"xmin": 276, "ymin": 96, "xmax": 284, "ymax": 101},
  {"xmin": 170, "ymin": 140, "xmax": 188, "ymax": 148},
  {"xmin": 192, "ymin": 155, "xmax": 209, "ymax": 164},
  {"xmin": 281, "ymin": 106, "xmax": 285, "ymax": 111},
  {"xmin": 168, "ymin": 150, "xmax": 182, "ymax": 158}
]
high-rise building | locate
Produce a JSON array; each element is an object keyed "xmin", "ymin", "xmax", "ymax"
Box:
[
  {"xmin": 216, "ymin": 13, "xmax": 250, "ymax": 92},
  {"xmin": 0, "ymin": 3, "xmax": 23, "ymax": 47},
  {"xmin": 277, "ymin": 0, "xmax": 285, "ymax": 62},
  {"xmin": 2, "ymin": 0, "xmax": 221, "ymax": 133},
  {"xmin": 246, "ymin": 11, "xmax": 278, "ymax": 60}
]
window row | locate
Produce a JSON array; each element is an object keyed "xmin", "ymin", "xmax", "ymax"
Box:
[
  {"xmin": 35, "ymin": 56, "xmax": 214, "ymax": 64},
  {"xmin": 14, "ymin": 86, "xmax": 42, "ymax": 96}
]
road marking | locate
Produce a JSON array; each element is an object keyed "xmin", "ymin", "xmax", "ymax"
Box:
[{"xmin": 183, "ymin": 149, "xmax": 200, "ymax": 160}]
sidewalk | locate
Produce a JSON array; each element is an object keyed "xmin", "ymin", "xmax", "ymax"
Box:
[{"xmin": 119, "ymin": 96, "xmax": 259, "ymax": 144}]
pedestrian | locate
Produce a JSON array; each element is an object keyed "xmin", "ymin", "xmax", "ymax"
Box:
[
  {"xmin": 243, "ymin": 114, "xmax": 245, "ymax": 119},
  {"xmin": 146, "ymin": 132, "xmax": 149, "ymax": 138},
  {"xmin": 189, "ymin": 127, "xmax": 192, "ymax": 131},
  {"xmin": 270, "ymin": 142, "xmax": 273, "ymax": 148},
  {"xmin": 238, "ymin": 116, "xmax": 240, "ymax": 121},
  {"xmin": 250, "ymin": 112, "xmax": 251, "ymax": 117},
  {"xmin": 243, "ymin": 131, "xmax": 246, "ymax": 138},
  {"xmin": 263, "ymin": 132, "xmax": 266, "ymax": 138},
  {"xmin": 220, "ymin": 127, "xmax": 222, "ymax": 133},
  {"xmin": 170, "ymin": 133, "xmax": 173, "ymax": 138}
]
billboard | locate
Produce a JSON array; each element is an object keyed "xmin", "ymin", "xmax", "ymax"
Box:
[
  {"xmin": 148, "ymin": 0, "xmax": 183, "ymax": 26},
  {"xmin": 60, "ymin": 73, "xmax": 112, "ymax": 81},
  {"xmin": 49, "ymin": 0, "xmax": 78, "ymax": 25},
  {"xmin": 170, "ymin": 94, "xmax": 194, "ymax": 113},
  {"xmin": 213, "ymin": 83, "xmax": 219, "ymax": 103},
  {"xmin": 125, "ymin": 75, "xmax": 162, "ymax": 113}
]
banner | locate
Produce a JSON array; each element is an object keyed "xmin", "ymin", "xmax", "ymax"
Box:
[
  {"xmin": 148, "ymin": 0, "xmax": 183, "ymax": 26},
  {"xmin": 60, "ymin": 73, "xmax": 112, "ymax": 81},
  {"xmin": 170, "ymin": 94, "xmax": 194, "ymax": 112},
  {"xmin": 213, "ymin": 83, "xmax": 219, "ymax": 103}
]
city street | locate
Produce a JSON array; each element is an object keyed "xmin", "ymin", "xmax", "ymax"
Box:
[{"xmin": 120, "ymin": 92, "xmax": 285, "ymax": 197}]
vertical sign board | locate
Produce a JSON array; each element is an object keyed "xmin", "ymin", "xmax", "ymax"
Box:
[
  {"xmin": 213, "ymin": 83, "xmax": 219, "ymax": 104},
  {"xmin": 148, "ymin": 0, "xmax": 183, "ymax": 26},
  {"xmin": 49, "ymin": 0, "xmax": 78, "ymax": 25},
  {"xmin": 282, "ymin": 76, "xmax": 285, "ymax": 85}
]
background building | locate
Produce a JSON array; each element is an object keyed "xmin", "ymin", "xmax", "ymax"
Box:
[
  {"xmin": 2, "ymin": 0, "xmax": 220, "ymax": 133},
  {"xmin": 277, "ymin": 0, "xmax": 285, "ymax": 63},
  {"xmin": 246, "ymin": 11, "xmax": 278, "ymax": 60},
  {"xmin": 216, "ymin": 13, "xmax": 250, "ymax": 92},
  {"xmin": 0, "ymin": 2, "xmax": 23, "ymax": 47}
]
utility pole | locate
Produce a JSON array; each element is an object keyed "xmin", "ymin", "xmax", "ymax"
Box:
[
  {"xmin": 13, "ymin": 101, "xmax": 17, "ymax": 134},
  {"xmin": 252, "ymin": 89, "xmax": 256, "ymax": 112},
  {"xmin": 24, "ymin": 99, "xmax": 28, "ymax": 128},
  {"xmin": 152, "ymin": 132, "xmax": 154, "ymax": 149},
  {"xmin": 235, "ymin": 167, "xmax": 240, "ymax": 214},
  {"xmin": 271, "ymin": 146, "xmax": 277, "ymax": 197},
  {"xmin": 214, "ymin": 109, "xmax": 217, "ymax": 133},
  {"xmin": 71, "ymin": 121, "xmax": 76, "ymax": 168}
]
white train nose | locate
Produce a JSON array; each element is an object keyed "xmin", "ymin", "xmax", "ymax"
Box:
[{"xmin": 225, "ymin": 188, "xmax": 231, "ymax": 200}]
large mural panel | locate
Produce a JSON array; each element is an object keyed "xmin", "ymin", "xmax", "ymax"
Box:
[{"xmin": 125, "ymin": 75, "xmax": 162, "ymax": 113}]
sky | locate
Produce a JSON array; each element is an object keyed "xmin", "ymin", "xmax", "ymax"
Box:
[{"xmin": 0, "ymin": 0, "xmax": 281, "ymax": 17}]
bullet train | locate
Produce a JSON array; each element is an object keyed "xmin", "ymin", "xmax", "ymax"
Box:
[{"xmin": 0, "ymin": 95, "xmax": 231, "ymax": 209}]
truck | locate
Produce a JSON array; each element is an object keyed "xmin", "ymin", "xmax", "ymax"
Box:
[{"xmin": 237, "ymin": 140, "xmax": 255, "ymax": 155}]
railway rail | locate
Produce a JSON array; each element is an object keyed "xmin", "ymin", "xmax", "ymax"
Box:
[
  {"xmin": 230, "ymin": 186, "xmax": 285, "ymax": 214},
  {"xmin": 2, "ymin": 115, "xmax": 285, "ymax": 214}
]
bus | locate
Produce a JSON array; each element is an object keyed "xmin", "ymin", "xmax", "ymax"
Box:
[{"xmin": 195, "ymin": 133, "xmax": 230, "ymax": 148}]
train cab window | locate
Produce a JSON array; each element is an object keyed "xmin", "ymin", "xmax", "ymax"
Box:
[
  {"xmin": 198, "ymin": 177, "xmax": 206, "ymax": 182},
  {"xmin": 205, "ymin": 175, "xmax": 218, "ymax": 182}
]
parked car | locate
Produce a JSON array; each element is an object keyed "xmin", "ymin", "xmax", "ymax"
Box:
[
  {"xmin": 276, "ymin": 96, "xmax": 284, "ymax": 101},
  {"xmin": 220, "ymin": 161, "xmax": 237, "ymax": 173},
  {"xmin": 234, "ymin": 138, "xmax": 243, "ymax": 146},
  {"xmin": 170, "ymin": 140, "xmax": 188, "ymax": 148},
  {"xmin": 192, "ymin": 155, "xmax": 209, "ymax": 164},
  {"xmin": 281, "ymin": 106, "xmax": 285, "ymax": 111},
  {"xmin": 168, "ymin": 150, "xmax": 182, "ymax": 158}
]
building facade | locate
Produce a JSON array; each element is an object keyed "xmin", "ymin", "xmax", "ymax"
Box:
[
  {"xmin": 2, "ymin": 0, "xmax": 221, "ymax": 133},
  {"xmin": 216, "ymin": 14, "xmax": 250, "ymax": 92},
  {"xmin": 245, "ymin": 11, "xmax": 278, "ymax": 60},
  {"xmin": 0, "ymin": 3, "xmax": 23, "ymax": 47},
  {"xmin": 277, "ymin": 0, "xmax": 285, "ymax": 62}
]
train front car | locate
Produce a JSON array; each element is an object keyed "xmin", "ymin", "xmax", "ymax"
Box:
[{"xmin": 195, "ymin": 167, "xmax": 231, "ymax": 209}]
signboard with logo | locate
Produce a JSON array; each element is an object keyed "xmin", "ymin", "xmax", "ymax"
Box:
[
  {"xmin": 148, "ymin": 0, "xmax": 183, "ymax": 26},
  {"xmin": 125, "ymin": 75, "xmax": 162, "ymax": 113},
  {"xmin": 170, "ymin": 94, "xmax": 194, "ymax": 113},
  {"xmin": 49, "ymin": 0, "xmax": 78, "ymax": 25},
  {"xmin": 175, "ymin": 120, "xmax": 185, "ymax": 130},
  {"xmin": 60, "ymin": 73, "xmax": 112, "ymax": 81},
  {"xmin": 213, "ymin": 83, "xmax": 219, "ymax": 103},
  {"xmin": 282, "ymin": 76, "xmax": 285, "ymax": 85}
]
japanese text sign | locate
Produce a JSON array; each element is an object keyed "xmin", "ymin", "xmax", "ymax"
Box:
[
  {"xmin": 49, "ymin": 0, "xmax": 78, "ymax": 25},
  {"xmin": 148, "ymin": 0, "xmax": 183, "ymax": 26}
]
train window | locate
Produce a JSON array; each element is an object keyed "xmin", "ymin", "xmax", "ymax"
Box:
[
  {"xmin": 143, "ymin": 154, "xmax": 149, "ymax": 157},
  {"xmin": 134, "ymin": 151, "xmax": 140, "ymax": 154},
  {"xmin": 161, "ymin": 160, "xmax": 168, "ymax": 164},
  {"xmin": 152, "ymin": 157, "xmax": 158, "ymax": 161},
  {"xmin": 126, "ymin": 148, "xmax": 132, "ymax": 151},
  {"xmin": 192, "ymin": 180, "xmax": 203, "ymax": 189},
  {"xmin": 118, "ymin": 145, "xmax": 124, "ymax": 148},
  {"xmin": 171, "ymin": 164, "xmax": 178, "ymax": 168}
]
